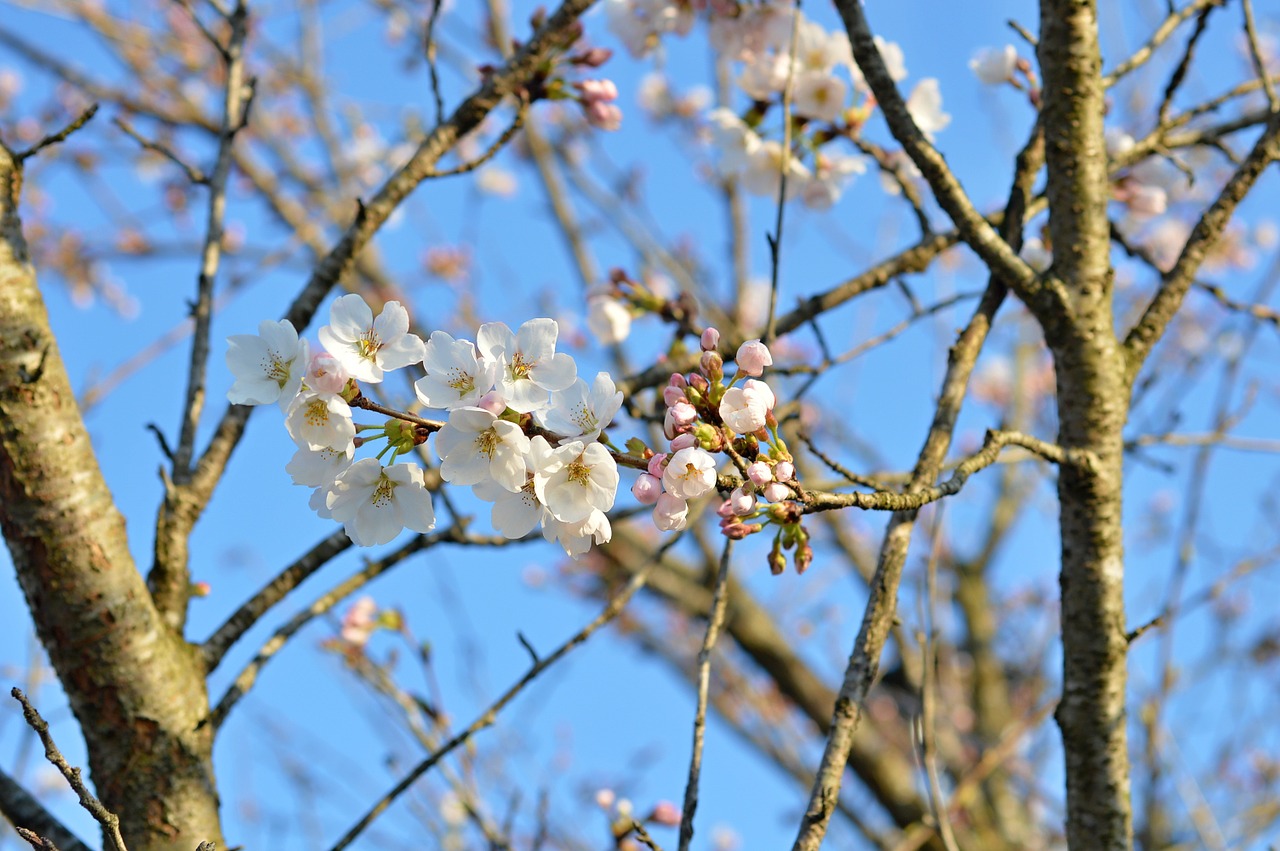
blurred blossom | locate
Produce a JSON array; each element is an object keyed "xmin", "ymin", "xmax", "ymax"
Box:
[
  {"xmin": 1105, "ymin": 127, "xmax": 1136, "ymax": 160},
  {"xmin": 423, "ymin": 245, "xmax": 472, "ymax": 283},
  {"xmin": 475, "ymin": 166, "xmax": 517, "ymax": 197},
  {"xmin": 969, "ymin": 45, "xmax": 1017, "ymax": 85},
  {"xmin": 1254, "ymin": 220, "xmax": 1278, "ymax": 249},
  {"xmin": 971, "ymin": 357, "xmax": 1013, "ymax": 407},
  {"xmin": 1020, "ymin": 237, "xmax": 1052, "ymax": 272},
  {"xmin": 906, "ymin": 78, "xmax": 950, "ymax": 140}
]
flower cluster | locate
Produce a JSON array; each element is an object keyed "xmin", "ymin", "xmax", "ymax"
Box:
[
  {"xmin": 632, "ymin": 330, "xmax": 813, "ymax": 574},
  {"xmin": 227, "ymin": 295, "xmax": 624, "ymax": 558}
]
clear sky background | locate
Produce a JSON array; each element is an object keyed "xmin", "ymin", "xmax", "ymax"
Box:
[{"xmin": 2, "ymin": 1, "xmax": 1279, "ymax": 849}]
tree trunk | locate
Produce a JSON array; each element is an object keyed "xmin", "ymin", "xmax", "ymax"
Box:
[{"xmin": 0, "ymin": 148, "xmax": 224, "ymax": 851}]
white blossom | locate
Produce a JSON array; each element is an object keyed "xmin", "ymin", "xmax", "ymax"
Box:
[
  {"xmin": 318, "ymin": 294, "xmax": 425, "ymax": 384},
  {"xmin": 906, "ymin": 78, "xmax": 950, "ymax": 140},
  {"xmin": 542, "ymin": 509, "xmax": 612, "ymax": 560},
  {"xmin": 587, "ymin": 295, "xmax": 632, "ymax": 345},
  {"xmin": 477, "ymin": 319, "xmax": 577, "ymax": 413},
  {"xmin": 792, "ymin": 71, "xmax": 847, "ymax": 123},
  {"xmin": 969, "ymin": 45, "xmax": 1017, "ymax": 85},
  {"xmin": 540, "ymin": 373, "xmax": 623, "ymax": 443},
  {"xmin": 285, "ymin": 390, "xmax": 356, "ymax": 452},
  {"xmin": 436, "ymin": 406, "xmax": 532, "ymax": 492},
  {"xmin": 327, "ymin": 460, "xmax": 437, "ymax": 546},
  {"xmin": 537, "ymin": 441, "xmax": 619, "ymax": 524},
  {"xmin": 414, "ymin": 330, "xmax": 497, "ymax": 410},
  {"xmin": 226, "ymin": 319, "xmax": 309, "ymax": 411},
  {"xmin": 662, "ymin": 446, "xmax": 717, "ymax": 500}
]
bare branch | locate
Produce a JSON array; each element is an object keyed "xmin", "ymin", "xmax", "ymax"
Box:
[
  {"xmin": 0, "ymin": 768, "xmax": 93, "ymax": 851},
  {"xmin": 10, "ymin": 690, "xmax": 127, "ymax": 851},
  {"xmin": 11, "ymin": 104, "xmax": 99, "ymax": 162},
  {"xmin": 1123, "ymin": 114, "xmax": 1280, "ymax": 379},
  {"xmin": 325, "ymin": 535, "xmax": 680, "ymax": 851},
  {"xmin": 677, "ymin": 539, "xmax": 733, "ymax": 851}
]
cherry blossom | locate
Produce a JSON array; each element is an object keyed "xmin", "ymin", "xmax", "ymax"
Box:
[
  {"xmin": 542, "ymin": 509, "xmax": 612, "ymax": 560},
  {"xmin": 662, "ymin": 446, "xmax": 717, "ymax": 500},
  {"xmin": 736, "ymin": 339, "xmax": 773, "ymax": 376},
  {"xmin": 719, "ymin": 385, "xmax": 769, "ymax": 435},
  {"xmin": 537, "ymin": 441, "xmax": 619, "ymax": 524},
  {"xmin": 969, "ymin": 45, "xmax": 1018, "ymax": 85},
  {"xmin": 435, "ymin": 406, "xmax": 531, "ymax": 492},
  {"xmin": 226, "ymin": 319, "xmax": 309, "ymax": 411},
  {"xmin": 285, "ymin": 390, "xmax": 356, "ymax": 452},
  {"xmin": 327, "ymin": 460, "xmax": 437, "ymax": 546},
  {"xmin": 414, "ymin": 330, "xmax": 497, "ymax": 411},
  {"xmin": 318, "ymin": 294, "xmax": 426, "ymax": 384},
  {"xmin": 586, "ymin": 294, "xmax": 632, "ymax": 344},
  {"xmin": 541, "ymin": 372, "xmax": 623, "ymax": 443},
  {"xmin": 477, "ymin": 319, "xmax": 577, "ymax": 414},
  {"xmin": 653, "ymin": 492, "xmax": 689, "ymax": 532},
  {"xmin": 906, "ymin": 78, "xmax": 951, "ymax": 140}
]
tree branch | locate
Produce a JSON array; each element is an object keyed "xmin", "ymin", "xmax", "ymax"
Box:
[{"xmin": 0, "ymin": 768, "xmax": 93, "ymax": 851}]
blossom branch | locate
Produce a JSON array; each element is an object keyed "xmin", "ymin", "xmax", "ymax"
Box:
[
  {"xmin": 9, "ymin": 104, "xmax": 99, "ymax": 162},
  {"xmin": 798, "ymin": 430, "xmax": 1070, "ymax": 514},
  {"xmin": 154, "ymin": 0, "xmax": 598, "ymax": 618},
  {"xmin": 325, "ymin": 535, "xmax": 678, "ymax": 851}
]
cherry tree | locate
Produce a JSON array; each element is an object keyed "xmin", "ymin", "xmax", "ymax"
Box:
[{"xmin": 1, "ymin": 2, "xmax": 1279, "ymax": 851}]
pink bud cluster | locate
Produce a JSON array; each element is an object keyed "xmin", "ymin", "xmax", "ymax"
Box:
[
  {"xmin": 631, "ymin": 331, "xmax": 813, "ymax": 574},
  {"xmin": 575, "ymin": 79, "xmax": 622, "ymax": 131}
]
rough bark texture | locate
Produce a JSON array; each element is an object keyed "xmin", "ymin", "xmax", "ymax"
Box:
[
  {"xmin": 1038, "ymin": 1, "xmax": 1134, "ymax": 849},
  {"xmin": 0, "ymin": 149, "xmax": 224, "ymax": 851}
]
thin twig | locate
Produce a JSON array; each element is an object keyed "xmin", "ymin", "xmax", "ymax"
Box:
[
  {"xmin": 201, "ymin": 528, "xmax": 354, "ymax": 671},
  {"xmin": 764, "ymin": 0, "xmax": 802, "ymax": 346},
  {"xmin": 326, "ymin": 536, "xmax": 680, "ymax": 851},
  {"xmin": 0, "ymin": 768, "xmax": 93, "ymax": 851},
  {"xmin": 9, "ymin": 690, "xmax": 127, "ymax": 851},
  {"xmin": 677, "ymin": 539, "xmax": 734, "ymax": 851},
  {"xmin": 424, "ymin": 0, "xmax": 446, "ymax": 126},
  {"xmin": 1241, "ymin": 0, "xmax": 1280, "ymax": 113},
  {"xmin": 13, "ymin": 104, "xmax": 99, "ymax": 162},
  {"xmin": 631, "ymin": 821, "xmax": 666, "ymax": 851},
  {"xmin": 112, "ymin": 117, "xmax": 208, "ymax": 183}
]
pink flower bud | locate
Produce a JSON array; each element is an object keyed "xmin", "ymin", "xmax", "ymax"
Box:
[
  {"xmin": 796, "ymin": 541, "xmax": 814, "ymax": 574},
  {"xmin": 668, "ymin": 372, "xmax": 687, "ymax": 389},
  {"xmin": 308, "ymin": 351, "xmax": 349, "ymax": 394},
  {"xmin": 477, "ymin": 390, "xmax": 507, "ymax": 415},
  {"xmin": 595, "ymin": 788, "xmax": 616, "ymax": 810},
  {"xmin": 716, "ymin": 499, "xmax": 737, "ymax": 518},
  {"xmin": 762, "ymin": 481, "xmax": 791, "ymax": 503},
  {"xmin": 736, "ymin": 339, "xmax": 773, "ymax": 376},
  {"xmin": 653, "ymin": 493, "xmax": 689, "ymax": 532},
  {"xmin": 670, "ymin": 433, "xmax": 696, "ymax": 451},
  {"xmin": 729, "ymin": 486, "xmax": 756, "ymax": 515},
  {"xmin": 647, "ymin": 453, "xmax": 668, "ymax": 478},
  {"xmin": 663, "ymin": 385, "xmax": 687, "ymax": 407},
  {"xmin": 632, "ymin": 473, "xmax": 663, "ymax": 505},
  {"xmin": 669, "ymin": 400, "xmax": 698, "ymax": 426},
  {"xmin": 191, "ymin": 580, "xmax": 212, "ymax": 598},
  {"xmin": 747, "ymin": 461, "xmax": 773, "ymax": 486},
  {"xmin": 572, "ymin": 47, "xmax": 613, "ymax": 68},
  {"xmin": 648, "ymin": 801, "xmax": 681, "ymax": 827},
  {"xmin": 699, "ymin": 350, "xmax": 724, "ymax": 381},
  {"xmin": 773, "ymin": 460, "xmax": 795, "ymax": 482},
  {"xmin": 688, "ymin": 373, "xmax": 709, "ymax": 394},
  {"xmin": 720, "ymin": 519, "xmax": 762, "ymax": 540},
  {"xmin": 583, "ymin": 100, "xmax": 622, "ymax": 131},
  {"xmin": 700, "ymin": 327, "xmax": 720, "ymax": 351},
  {"xmin": 575, "ymin": 78, "xmax": 619, "ymax": 104}
]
